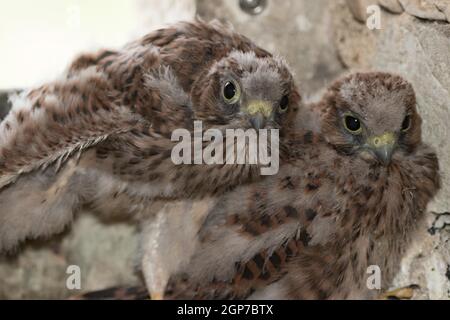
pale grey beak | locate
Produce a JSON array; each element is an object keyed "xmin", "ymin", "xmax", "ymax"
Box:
[
  {"xmin": 249, "ymin": 113, "xmax": 266, "ymax": 130},
  {"xmin": 373, "ymin": 144, "xmax": 395, "ymax": 165}
]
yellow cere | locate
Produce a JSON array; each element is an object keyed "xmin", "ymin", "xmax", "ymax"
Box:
[
  {"xmin": 369, "ymin": 132, "xmax": 396, "ymax": 147},
  {"xmin": 246, "ymin": 100, "xmax": 272, "ymax": 118}
]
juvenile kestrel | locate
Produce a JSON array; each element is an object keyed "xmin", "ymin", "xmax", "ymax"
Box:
[
  {"xmin": 0, "ymin": 20, "xmax": 301, "ymax": 301},
  {"xmin": 0, "ymin": 19, "xmax": 299, "ymax": 252}
]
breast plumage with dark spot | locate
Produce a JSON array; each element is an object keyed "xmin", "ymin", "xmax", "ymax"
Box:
[
  {"xmin": 0, "ymin": 19, "xmax": 300, "ymax": 298},
  {"xmin": 159, "ymin": 72, "xmax": 440, "ymax": 300}
]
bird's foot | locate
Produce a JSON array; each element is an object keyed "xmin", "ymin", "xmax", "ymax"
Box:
[
  {"xmin": 150, "ymin": 291, "xmax": 164, "ymax": 300},
  {"xmin": 379, "ymin": 284, "xmax": 420, "ymax": 300}
]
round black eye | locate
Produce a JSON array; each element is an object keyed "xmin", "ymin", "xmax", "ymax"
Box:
[
  {"xmin": 279, "ymin": 95, "xmax": 289, "ymax": 111},
  {"xmin": 401, "ymin": 115, "xmax": 411, "ymax": 132},
  {"xmin": 344, "ymin": 115, "xmax": 361, "ymax": 133},
  {"xmin": 223, "ymin": 81, "xmax": 237, "ymax": 101}
]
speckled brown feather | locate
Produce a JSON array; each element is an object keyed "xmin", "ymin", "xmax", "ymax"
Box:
[
  {"xmin": 61, "ymin": 75, "xmax": 440, "ymax": 300},
  {"xmin": 0, "ymin": 19, "xmax": 299, "ymax": 252},
  {"xmin": 156, "ymin": 73, "xmax": 440, "ymax": 300},
  {"xmin": 0, "ymin": 19, "xmax": 295, "ymax": 188}
]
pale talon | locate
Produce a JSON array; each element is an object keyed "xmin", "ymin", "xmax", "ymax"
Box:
[
  {"xmin": 380, "ymin": 285, "xmax": 420, "ymax": 300},
  {"xmin": 150, "ymin": 292, "xmax": 164, "ymax": 300}
]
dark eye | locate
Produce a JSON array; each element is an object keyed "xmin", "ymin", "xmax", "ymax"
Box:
[
  {"xmin": 279, "ymin": 95, "xmax": 289, "ymax": 112},
  {"xmin": 222, "ymin": 81, "xmax": 240, "ymax": 104},
  {"xmin": 344, "ymin": 115, "xmax": 362, "ymax": 133},
  {"xmin": 401, "ymin": 115, "xmax": 411, "ymax": 132}
]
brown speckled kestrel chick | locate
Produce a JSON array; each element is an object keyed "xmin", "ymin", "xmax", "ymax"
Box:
[
  {"xmin": 152, "ymin": 72, "xmax": 440, "ymax": 300},
  {"xmin": 0, "ymin": 19, "xmax": 299, "ymax": 253}
]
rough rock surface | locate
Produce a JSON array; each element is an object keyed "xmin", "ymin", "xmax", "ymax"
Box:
[
  {"xmin": 400, "ymin": 0, "xmax": 449, "ymax": 21},
  {"xmin": 347, "ymin": 0, "xmax": 450, "ymax": 22},
  {"xmin": 197, "ymin": 0, "xmax": 346, "ymax": 95},
  {"xmin": 0, "ymin": 214, "xmax": 139, "ymax": 299},
  {"xmin": 391, "ymin": 213, "xmax": 450, "ymax": 299}
]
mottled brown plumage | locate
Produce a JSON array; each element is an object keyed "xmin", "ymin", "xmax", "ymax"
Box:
[
  {"xmin": 149, "ymin": 72, "xmax": 440, "ymax": 300},
  {"xmin": 0, "ymin": 19, "xmax": 299, "ymax": 252},
  {"xmin": 0, "ymin": 20, "xmax": 300, "ymax": 299},
  {"xmin": 65, "ymin": 72, "xmax": 441, "ymax": 301}
]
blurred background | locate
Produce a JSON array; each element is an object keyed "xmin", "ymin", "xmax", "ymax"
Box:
[{"xmin": 0, "ymin": 0, "xmax": 449, "ymax": 299}]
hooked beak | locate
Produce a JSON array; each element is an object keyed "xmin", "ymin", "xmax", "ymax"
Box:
[
  {"xmin": 246, "ymin": 100, "xmax": 272, "ymax": 130},
  {"xmin": 367, "ymin": 132, "xmax": 396, "ymax": 165}
]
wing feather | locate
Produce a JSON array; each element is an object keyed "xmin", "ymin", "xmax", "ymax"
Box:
[{"xmin": 0, "ymin": 73, "xmax": 144, "ymax": 190}]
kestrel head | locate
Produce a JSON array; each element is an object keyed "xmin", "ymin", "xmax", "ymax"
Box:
[
  {"xmin": 190, "ymin": 50, "xmax": 300, "ymax": 133},
  {"xmin": 321, "ymin": 72, "xmax": 422, "ymax": 165}
]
